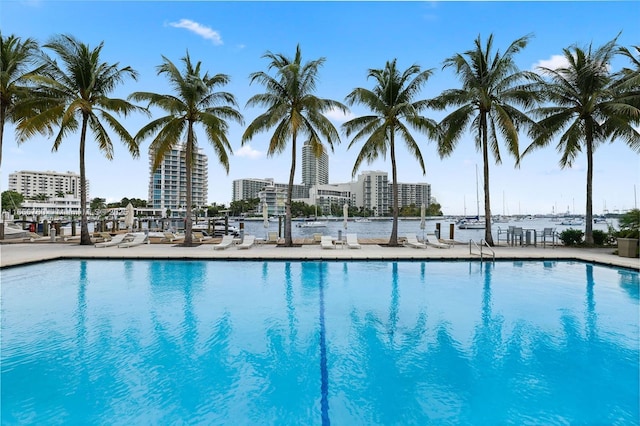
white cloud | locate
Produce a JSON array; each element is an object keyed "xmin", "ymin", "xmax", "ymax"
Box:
[
  {"xmin": 235, "ymin": 145, "xmax": 262, "ymax": 159},
  {"xmin": 168, "ymin": 19, "xmax": 223, "ymax": 45},
  {"xmin": 532, "ymin": 54, "xmax": 569, "ymax": 72},
  {"xmin": 325, "ymin": 107, "xmax": 355, "ymax": 123}
]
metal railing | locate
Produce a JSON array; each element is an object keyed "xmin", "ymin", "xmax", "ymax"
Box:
[{"xmin": 469, "ymin": 239, "xmax": 495, "ymax": 262}]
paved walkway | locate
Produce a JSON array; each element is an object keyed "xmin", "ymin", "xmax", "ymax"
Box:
[{"xmin": 2, "ymin": 240, "xmax": 639, "ymax": 270}]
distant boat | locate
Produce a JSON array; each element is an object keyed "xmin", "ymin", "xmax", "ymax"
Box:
[
  {"xmin": 492, "ymin": 215, "xmax": 510, "ymax": 223},
  {"xmin": 193, "ymin": 221, "xmax": 240, "ymax": 236},
  {"xmin": 457, "ymin": 218, "xmax": 485, "ymax": 229},
  {"xmin": 559, "ymin": 218, "xmax": 584, "ymax": 226},
  {"xmin": 459, "ymin": 165, "xmax": 485, "ymax": 230},
  {"xmin": 297, "ymin": 221, "xmax": 327, "ymax": 228},
  {"xmin": 354, "ymin": 218, "xmax": 371, "ymax": 223}
]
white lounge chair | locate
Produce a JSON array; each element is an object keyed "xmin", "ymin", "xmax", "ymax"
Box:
[
  {"xmin": 267, "ymin": 231, "xmax": 280, "ymax": 243},
  {"xmin": 95, "ymin": 233, "xmax": 129, "ymax": 248},
  {"xmin": 320, "ymin": 235, "xmax": 335, "ymax": 249},
  {"xmin": 162, "ymin": 232, "xmax": 184, "ymax": 243},
  {"xmin": 118, "ymin": 233, "xmax": 148, "ymax": 248},
  {"xmin": 192, "ymin": 231, "xmax": 213, "ymax": 242},
  {"xmin": 425, "ymin": 233, "xmax": 451, "ymax": 249},
  {"xmin": 346, "ymin": 233, "xmax": 361, "ymax": 249},
  {"xmin": 236, "ymin": 235, "xmax": 256, "ymax": 249},
  {"xmin": 404, "ymin": 234, "xmax": 427, "ymax": 249},
  {"xmin": 213, "ymin": 235, "xmax": 235, "ymax": 250}
]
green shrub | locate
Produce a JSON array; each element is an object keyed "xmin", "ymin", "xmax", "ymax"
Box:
[
  {"xmin": 559, "ymin": 228, "xmax": 584, "ymax": 246},
  {"xmin": 616, "ymin": 209, "xmax": 640, "ymax": 239},
  {"xmin": 592, "ymin": 230, "xmax": 608, "ymax": 246}
]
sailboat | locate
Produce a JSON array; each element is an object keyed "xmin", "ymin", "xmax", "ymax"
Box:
[
  {"xmin": 297, "ymin": 172, "xmax": 327, "ymax": 228},
  {"xmin": 458, "ymin": 165, "xmax": 486, "ymax": 229}
]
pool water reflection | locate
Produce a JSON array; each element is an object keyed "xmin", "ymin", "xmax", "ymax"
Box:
[{"xmin": 1, "ymin": 260, "xmax": 638, "ymax": 424}]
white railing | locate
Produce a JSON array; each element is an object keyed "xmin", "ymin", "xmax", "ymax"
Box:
[{"xmin": 469, "ymin": 239, "xmax": 495, "ymax": 262}]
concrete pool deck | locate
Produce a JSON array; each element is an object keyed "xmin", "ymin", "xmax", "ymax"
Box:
[{"xmin": 2, "ymin": 239, "xmax": 639, "ymax": 270}]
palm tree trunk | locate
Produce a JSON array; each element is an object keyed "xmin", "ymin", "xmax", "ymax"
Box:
[
  {"xmin": 184, "ymin": 124, "xmax": 194, "ymax": 246},
  {"xmin": 79, "ymin": 114, "xmax": 91, "ymax": 245},
  {"xmin": 480, "ymin": 112, "xmax": 494, "ymax": 246},
  {"xmin": 585, "ymin": 124, "xmax": 594, "ymax": 245},
  {"xmin": 0, "ymin": 110, "xmax": 4, "ymax": 216},
  {"xmin": 0, "ymin": 108, "xmax": 5, "ymax": 168},
  {"xmin": 389, "ymin": 132, "xmax": 399, "ymax": 246},
  {"xmin": 285, "ymin": 134, "xmax": 297, "ymax": 247}
]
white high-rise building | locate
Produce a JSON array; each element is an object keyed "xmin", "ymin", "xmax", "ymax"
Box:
[
  {"xmin": 301, "ymin": 141, "xmax": 328, "ymax": 186},
  {"xmin": 148, "ymin": 144, "xmax": 208, "ymax": 214},
  {"xmin": 8, "ymin": 170, "xmax": 87, "ymax": 199},
  {"xmin": 232, "ymin": 178, "xmax": 274, "ymax": 202},
  {"xmin": 355, "ymin": 171, "xmax": 389, "ymax": 216},
  {"xmin": 390, "ymin": 182, "xmax": 431, "ymax": 209}
]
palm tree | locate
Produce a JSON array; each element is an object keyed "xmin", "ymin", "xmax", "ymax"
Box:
[
  {"xmin": 16, "ymin": 34, "xmax": 142, "ymax": 245},
  {"xmin": 523, "ymin": 37, "xmax": 640, "ymax": 244},
  {"xmin": 242, "ymin": 45, "xmax": 346, "ymax": 247},
  {"xmin": 619, "ymin": 45, "xmax": 640, "ymax": 73},
  {"xmin": 130, "ymin": 53, "xmax": 243, "ymax": 246},
  {"xmin": 0, "ymin": 33, "xmax": 41, "ymax": 168},
  {"xmin": 431, "ymin": 34, "xmax": 541, "ymax": 245},
  {"xmin": 343, "ymin": 59, "xmax": 438, "ymax": 246}
]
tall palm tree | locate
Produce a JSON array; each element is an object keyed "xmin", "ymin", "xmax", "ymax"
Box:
[
  {"xmin": 523, "ymin": 37, "xmax": 640, "ymax": 244},
  {"xmin": 619, "ymin": 45, "xmax": 640, "ymax": 73},
  {"xmin": 242, "ymin": 45, "xmax": 346, "ymax": 247},
  {"xmin": 0, "ymin": 33, "xmax": 41, "ymax": 168},
  {"xmin": 130, "ymin": 53, "xmax": 243, "ymax": 246},
  {"xmin": 16, "ymin": 34, "xmax": 142, "ymax": 245},
  {"xmin": 431, "ymin": 34, "xmax": 541, "ymax": 245},
  {"xmin": 343, "ymin": 59, "xmax": 438, "ymax": 246}
]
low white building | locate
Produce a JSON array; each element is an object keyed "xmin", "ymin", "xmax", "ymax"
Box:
[{"xmin": 16, "ymin": 195, "xmax": 88, "ymax": 217}]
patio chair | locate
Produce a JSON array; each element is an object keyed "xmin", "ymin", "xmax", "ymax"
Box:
[
  {"xmin": 213, "ymin": 235, "xmax": 235, "ymax": 250},
  {"xmin": 404, "ymin": 234, "xmax": 427, "ymax": 249},
  {"xmin": 346, "ymin": 233, "xmax": 361, "ymax": 249},
  {"xmin": 540, "ymin": 227, "xmax": 557, "ymax": 248},
  {"xmin": 425, "ymin": 233, "xmax": 451, "ymax": 249},
  {"xmin": 236, "ymin": 235, "xmax": 256, "ymax": 249},
  {"xmin": 511, "ymin": 227, "xmax": 524, "ymax": 246},
  {"xmin": 320, "ymin": 235, "xmax": 336, "ymax": 249},
  {"xmin": 267, "ymin": 231, "xmax": 279, "ymax": 243},
  {"xmin": 118, "ymin": 233, "xmax": 148, "ymax": 248},
  {"xmin": 95, "ymin": 233, "xmax": 130, "ymax": 248},
  {"xmin": 162, "ymin": 232, "xmax": 184, "ymax": 243},
  {"xmin": 496, "ymin": 226, "xmax": 510, "ymax": 245}
]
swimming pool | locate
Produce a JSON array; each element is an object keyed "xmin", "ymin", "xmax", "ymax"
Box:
[{"xmin": 2, "ymin": 260, "xmax": 638, "ymax": 424}]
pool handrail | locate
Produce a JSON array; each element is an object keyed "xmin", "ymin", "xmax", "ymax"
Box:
[{"xmin": 469, "ymin": 239, "xmax": 495, "ymax": 262}]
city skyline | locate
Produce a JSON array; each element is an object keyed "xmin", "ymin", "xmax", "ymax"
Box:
[{"xmin": 2, "ymin": 1, "xmax": 639, "ymax": 215}]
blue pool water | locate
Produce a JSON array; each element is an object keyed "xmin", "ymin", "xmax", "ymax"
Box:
[{"xmin": 2, "ymin": 260, "xmax": 638, "ymax": 424}]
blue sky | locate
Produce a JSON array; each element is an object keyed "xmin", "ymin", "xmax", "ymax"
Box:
[{"xmin": 2, "ymin": 1, "xmax": 639, "ymax": 215}]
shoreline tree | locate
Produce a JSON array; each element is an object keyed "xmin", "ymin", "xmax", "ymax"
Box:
[
  {"xmin": 242, "ymin": 45, "xmax": 346, "ymax": 247},
  {"xmin": 431, "ymin": 34, "xmax": 541, "ymax": 246},
  {"xmin": 130, "ymin": 52, "xmax": 243, "ymax": 246},
  {"xmin": 16, "ymin": 34, "xmax": 142, "ymax": 245},
  {"xmin": 523, "ymin": 36, "xmax": 640, "ymax": 244},
  {"xmin": 343, "ymin": 59, "xmax": 438, "ymax": 246}
]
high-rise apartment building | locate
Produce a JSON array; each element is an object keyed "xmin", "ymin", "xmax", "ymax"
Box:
[
  {"xmin": 148, "ymin": 144, "xmax": 208, "ymax": 214},
  {"xmin": 232, "ymin": 178, "xmax": 274, "ymax": 202},
  {"xmin": 355, "ymin": 171, "xmax": 389, "ymax": 216},
  {"xmin": 390, "ymin": 182, "xmax": 431, "ymax": 209},
  {"xmin": 301, "ymin": 141, "xmax": 328, "ymax": 186},
  {"xmin": 8, "ymin": 170, "xmax": 87, "ymax": 199}
]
